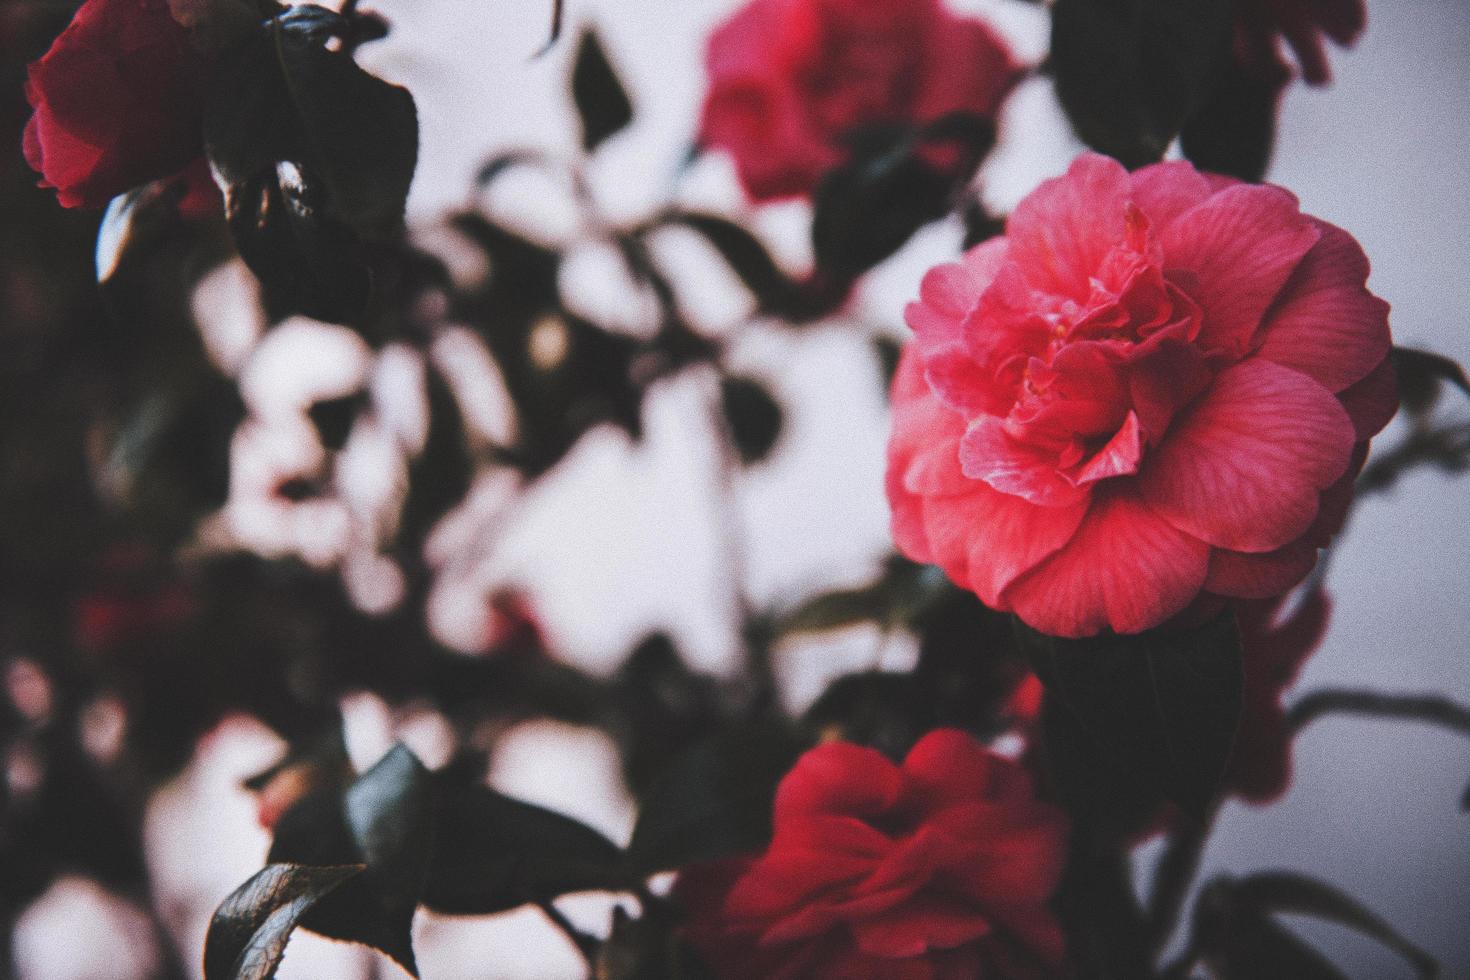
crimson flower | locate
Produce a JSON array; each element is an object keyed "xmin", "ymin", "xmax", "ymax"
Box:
[
  {"xmin": 677, "ymin": 730, "xmax": 1069, "ymax": 979},
  {"xmin": 887, "ymin": 153, "xmax": 1395, "ymax": 638},
  {"xmin": 23, "ymin": 0, "xmax": 205, "ymax": 208},
  {"xmin": 699, "ymin": 0, "xmax": 1020, "ymax": 202}
]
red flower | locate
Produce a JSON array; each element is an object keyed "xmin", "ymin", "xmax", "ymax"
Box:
[
  {"xmin": 677, "ymin": 730, "xmax": 1069, "ymax": 979},
  {"xmin": 1227, "ymin": 588, "xmax": 1330, "ymax": 803},
  {"xmin": 699, "ymin": 0, "xmax": 1020, "ymax": 202},
  {"xmin": 1236, "ymin": 0, "xmax": 1365, "ymax": 87},
  {"xmin": 888, "ymin": 153, "xmax": 1395, "ymax": 638},
  {"xmin": 23, "ymin": 0, "xmax": 205, "ymax": 208}
]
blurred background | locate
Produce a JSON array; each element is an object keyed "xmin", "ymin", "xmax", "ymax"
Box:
[{"xmin": 2, "ymin": 0, "xmax": 1467, "ymax": 977}]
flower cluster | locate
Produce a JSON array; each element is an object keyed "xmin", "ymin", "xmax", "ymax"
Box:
[{"xmin": 677, "ymin": 730, "xmax": 1069, "ymax": 979}]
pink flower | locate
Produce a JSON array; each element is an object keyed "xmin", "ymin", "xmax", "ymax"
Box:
[
  {"xmin": 23, "ymin": 0, "xmax": 204, "ymax": 208},
  {"xmin": 887, "ymin": 153, "xmax": 1395, "ymax": 638},
  {"xmin": 677, "ymin": 730, "xmax": 1069, "ymax": 979},
  {"xmin": 699, "ymin": 0, "xmax": 1020, "ymax": 202}
]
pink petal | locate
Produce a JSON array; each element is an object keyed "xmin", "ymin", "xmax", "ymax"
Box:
[
  {"xmin": 1336, "ymin": 355, "xmax": 1398, "ymax": 440},
  {"xmin": 1073, "ymin": 411, "xmax": 1143, "ymax": 484},
  {"xmin": 774, "ymin": 741, "xmax": 905, "ymax": 824},
  {"xmin": 1005, "ymin": 153, "xmax": 1131, "ymax": 301},
  {"xmin": 1139, "ymin": 360, "xmax": 1355, "ymax": 553},
  {"xmin": 959, "ymin": 417, "xmax": 1090, "ymax": 507},
  {"xmin": 901, "ymin": 730, "xmax": 997, "ymax": 807},
  {"xmin": 850, "ymin": 897, "xmax": 993, "ymax": 958},
  {"xmin": 1253, "ymin": 219, "xmax": 1391, "ymax": 392},
  {"xmin": 1204, "ymin": 541, "xmax": 1318, "ymax": 599},
  {"xmin": 1162, "ymin": 185, "xmax": 1321, "ymax": 357},
  {"xmin": 919, "ymin": 483, "xmax": 1088, "ymax": 608},
  {"xmin": 1002, "ymin": 485, "xmax": 1211, "ymax": 637},
  {"xmin": 1127, "ymin": 161, "xmax": 1219, "ymax": 234}
]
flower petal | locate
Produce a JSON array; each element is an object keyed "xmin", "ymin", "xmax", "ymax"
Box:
[
  {"xmin": 1162, "ymin": 185, "xmax": 1321, "ymax": 356},
  {"xmin": 1003, "ymin": 485, "xmax": 1211, "ymax": 637},
  {"xmin": 1139, "ymin": 360, "xmax": 1355, "ymax": 553},
  {"xmin": 1127, "ymin": 160, "xmax": 1219, "ymax": 234},
  {"xmin": 1005, "ymin": 154, "xmax": 1131, "ymax": 301},
  {"xmin": 1253, "ymin": 219, "xmax": 1391, "ymax": 392}
]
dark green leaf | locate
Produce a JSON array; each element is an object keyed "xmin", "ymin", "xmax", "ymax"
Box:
[
  {"xmin": 626, "ymin": 724, "xmax": 803, "ymax": 874},
  {"xmin": 572, "ymin": 30, "xmax": 633, "ymax": 152},
  {"xmin": 399, "ymin": 367, "xmax": 472, "ymax": 552},
  {"xmin": 812, "ymin": 117, "xmax": 992, "ymax": 278},
  {"xmin": 872, "ymin": 336, "xmax": 902, "ymax": 394},
  {"xmin": 204, "ymin": 7, "xmax": 418, "ymax": 323},
  {"xmin": 307, "ymin": 392, "xmax": 367, "ymax": 452},
  {"xmin": 204, "ymin": 863, "xmax": 363, "ymax": 980},
  {"xmin": 1192, "ymin": 878, "xmax": 1346, "ymax": 980},
  {"xmin": 1232, "ymin": 872, "xmax": 1437, "ymax": 978},
  {"xmin": 775, "ymin": 557, "xmax": 950, "ymax": 637},
  {"xmin": 662, "ymin": 213, "xmax": 795, "ymax": 315},
  {"xmin": 422, "ymin": 772, "xmax": 626, "ymax": 915},
  {"xmin": 1392, "ymin": 346, "xmax": 1470, "ymax": 419},
  {"xmin": 268, "ymin": 744, "xmax": 433, "ymax": 976},
  {"xmin": 1180, "ymin": 56, "xmax": 1284, "ymax": 183},
  {"xmin": 1052, "ymin": 0, "xmax": 1232, "ymax": 167},
  {"xmin": 719, "ymin": 376, "xmax": 782, "ymax": 465},
  {"xmin": 596, "ymin": 904, "xmax": 716, "ymax": 980},
  {"xmin": 1021, "ymin": 610, "xmax": 1243, "ymax": 819}
]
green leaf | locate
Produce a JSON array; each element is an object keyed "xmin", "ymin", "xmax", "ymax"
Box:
[
  {"xmin": 307, "ymin": 392, "xmax": 367, "ymax": 452},
  {"xmin": 268, "ymin": 744, "xmax": 433, "ymax": 976},
  {"xmin": 204, "ymin": 863, "xmax": 363, "ymax": 980},
  {"xmin": 811, "ymin": 116, "xmax": 990, "ymax": 278},
  {"xmin": 1392, "ymin": 346, "xmax": 1470, "ymax": 419},
  {"xmin": 1179, "ymin": 55, "xmax": 1283, "ymax": 183},
  {"xmin": 1021, "ymin": 610, "xmax": 1243, "ymax": 819},
  {"xmin": 422, "ymin": 771, "xmax": 626, "ymax": 915},
  {"xmin": 572, "ymin": 30, "xmax": 633, "ymax": 152},
  {"xmin": 626, "ymin": 724, "xmax": 802, "ymax": 874},
  {"xmin": 659, "ymin": 213, "xmax": 798, "ymax": 316},
  {"xmin": 398, "ymin": 366, "xmax": 471, "ymax": 552},
  {"xmin": 204, "ymin": 6, "xmax": 418, "ymax": 323},
  {"xmin": 1232, "ymin": 872, "xmax": 1437, "ymax": 978},
  {"xmin": 719, "ymin": 376, "xmax": 783, "ymax": 465},
  {"xmin": 775, "ymin": 557, "xmax": 950, "ymax": 637},
  {"xmin": 1052, "ymin": 0, "xmax": 1233, "ymax": 167}
]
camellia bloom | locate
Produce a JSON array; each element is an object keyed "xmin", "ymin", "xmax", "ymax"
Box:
[
  {"xmin": 700, "ymin": 0, "xmax": 1020, "ymax": 202},
  {"xmin": 677, "ymin": 730, "xmax": 1068, "ymax": 979},
  {"xmin": 888, "ymin": 153, "xmax": 1395, "ymax": 637},
  {"xmin": 1236, "ymin": 0, "xmax": 1365, "ymax": 87},
  {"xmin": 23, "ymin": 0, "xmax": 204, "ymax": 208}
]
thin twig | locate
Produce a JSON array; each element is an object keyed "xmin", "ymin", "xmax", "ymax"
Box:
[
  {"xmin": 1288, "ymin": 689, "xmax": 1470, "ymax": 735},
  {"xmin": 1144, "ymin": 815, "xmax": 1213, "ymax": 963}
]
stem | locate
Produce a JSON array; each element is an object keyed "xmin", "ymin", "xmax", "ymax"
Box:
[
  {"xmin": 1288, "ymin": 689, "xmax": 1470, "ymax": 735},
  {"xmin": 537, "ymin": 899, "xmax": 599, "ymax": 970},
  {"xmin": 1144, "ymin": 815, "xmax": 1212, "ymax": 962},
  {"xmin": 704, "ymin": 373, "xmax": 774, "ymax": 708}
]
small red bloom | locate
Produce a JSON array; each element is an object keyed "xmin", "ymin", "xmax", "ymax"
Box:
[
  {"xmin": 677, "ymin": 730, "xmax": 1069, "ymax": 979},
  {"xmin": 888, "ymin": 153, "xmax": 1395, "ymax": 638},
  {"xmin": 699, "ymin": 0, "xmax": 1020, "ymax": 202},
  {"xmin": 23, "ymin": 0, "xmax": 204, "ymax": 208}
]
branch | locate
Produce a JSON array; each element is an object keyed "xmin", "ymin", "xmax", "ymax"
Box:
[{"xmin": 1288, "ymin": 689, "xmax": 1470, "ymax": 736}]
